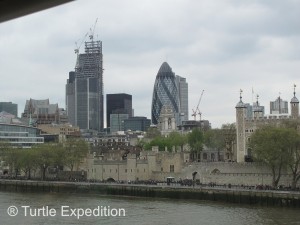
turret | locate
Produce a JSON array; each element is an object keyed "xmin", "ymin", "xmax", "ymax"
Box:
[
  {"xmin": 290, "ymin": 84, "xmax": 299, "ymax": 119},
  {"xmin": 235, "ymin": 89, "xmax": 246, "ymax": 163}
]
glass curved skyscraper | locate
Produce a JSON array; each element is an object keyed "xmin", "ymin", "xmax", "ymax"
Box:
[{"xmin": 151, "ymin": 62, "xmax": 180, "ymax": 125}]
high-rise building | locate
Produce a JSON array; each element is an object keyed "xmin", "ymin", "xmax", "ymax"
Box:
[
  {"xmin": 151, "ymin": 62, "xmax": 180, "ymax": 125},
  {"xmin": 66, "ymin": 36, "xmax": 104, "ymax": 131},
  {"xmin": 0, "ymin": 102, "xmax": 18, "ymax": 117},
  {"xmin": 124, "ymin": 116, "xmax": 151, "ymax": 132},
  {"xmin": 270, "ymin": 96, "xmax": 288, "ymax": 114},
  {"xmin": 176, "ymin": 75, "xmax": 189, "ymax": 122},
  {"xmin": 106, "ymin": 93, "xmax": 133, "ymax": 128}
]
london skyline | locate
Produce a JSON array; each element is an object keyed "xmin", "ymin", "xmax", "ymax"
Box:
[{"xmin": 0, "ymin": 0, "xmax": 299, "ymax": 128}]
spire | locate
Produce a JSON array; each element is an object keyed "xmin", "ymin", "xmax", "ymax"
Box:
[
  {"xmin": 236, "ymin": 89, "xmax": 245, "ymax": 108},
  {"xmin": 291, "ymin": 84, "xmax": 299, "ymax": 103}
]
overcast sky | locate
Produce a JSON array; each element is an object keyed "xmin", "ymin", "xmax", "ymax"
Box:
[{"xmin": 0, "ymin": 0, "xmax": 299, "ymax": 128}]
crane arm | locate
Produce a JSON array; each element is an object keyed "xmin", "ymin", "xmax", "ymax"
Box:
[{"xmin": 195, "ymin": 90, "xmax": 204, "ymax": 112}]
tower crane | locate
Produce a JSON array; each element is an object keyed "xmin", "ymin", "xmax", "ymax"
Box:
[
  {"xmin": 192, "ymin": 90, "xmax": 204, "ymax": 121},
  {"xmin": 89, "ymin": 18, "xmax": 98, "ymax": 41},
  {"xmin": 74, "ymin": 32, "xmax": 88, "ymax": 55}
]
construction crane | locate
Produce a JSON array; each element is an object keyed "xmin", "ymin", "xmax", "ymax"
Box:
[
  {"xmin": 74, "ymin": 32, "xmax": 88, "ymax": 55},
  {"xmin": 192, "ymin": 90, "xmax": 204, "ymax": 121},
  {"xmin": 89, "ymin": 18, "xmax": 98, "ymax": 41}
]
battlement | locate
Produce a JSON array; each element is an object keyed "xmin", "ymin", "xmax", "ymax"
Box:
[{"xmin": 245, "ymin": 114, "xmax": 292, "ymax": 122}]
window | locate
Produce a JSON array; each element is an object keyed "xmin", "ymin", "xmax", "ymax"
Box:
[{"xmin": 170, "ymin": 165, "xmax": 174, "ymax": 172}]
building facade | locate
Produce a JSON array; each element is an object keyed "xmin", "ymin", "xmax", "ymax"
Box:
[
  {"xmin": 21, "ymin": 99, "xmax": 61, "ymax": 125},
  {"xmin": 176, "ymin": 75, "xmax": 189, "ymax": 122},
  {"xmin": 270, "ymin": 96, "xmax": 288, "ymax": 114},
  {"xmin": 66, "ymin": 36, "xmax": 104, "ymax": 131},
  {"xmin": 106, "ymin": 93, "xmax": 132, "ymax": 129},
  {"xmin": 0, "ymin": 112, "xmax": 44, "ymax": 148},
  {"xmin": 0, "ymin": 102, "xmax": 18, "ymax": 117},
  {"xmin": 124, "ymin": 117, "xmax": 151, "ymax": 132},
  {"xmin": 110, "ymin": 114, "xmax": 129, "ymax": 134},
  {"xmin": 235, "ymin": 88, "xmax": 299, "ymax": 163},
  {"xmin": 151, "ymin": 62, "xmax": 180, "ymax": 126}
]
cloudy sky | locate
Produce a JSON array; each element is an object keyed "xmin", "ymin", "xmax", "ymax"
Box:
[{"xmin": 0, "ymin": 0, "xmax": 299, "ymax": 128}]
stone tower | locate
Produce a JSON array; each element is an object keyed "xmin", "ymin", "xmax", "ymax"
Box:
[
  {"xmin": 253, "ymin": 95, "xmax": 264, "ymax": 119},
  {"xmin": 158, "ymin": 105, "xmax": 176, "ymax": 136},
  {"xmin": 235, "ymin": 90, "xmax": 246, "ymax": 163},
  {"xmin": 290, "ymin": 84, "xmax": 299, "ymax": 119}
]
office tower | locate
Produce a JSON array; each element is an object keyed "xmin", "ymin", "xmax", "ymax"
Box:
[
  {"xmin": 106, "ymin": 93, "xmax": 133, "ymax": 128},
  {"xmin": 176, "ymin": 75, "xmax": 188, "ymax": 122},
  {"xmin": 151, "ymin": 62, "xmax": 180, "ymax": 125},
  {"xmin": 66, "ymin": 35, "xmax": 103, "ymax": 131},
  {"xmin": 270, "ymin": 96, "xmax": 288, "ymax": 114},
  {"xmin": 124, "ymin": 116, "xmax": 151, "ymax": 132},
  {"xmin": 0, "ymin": 102, "xmax": 18, "ymax": 117}
]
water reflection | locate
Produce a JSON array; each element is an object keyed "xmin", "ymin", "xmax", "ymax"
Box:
[{"xmin": 0, "ymin": 192, "xmax": 299, "ymax": 225}]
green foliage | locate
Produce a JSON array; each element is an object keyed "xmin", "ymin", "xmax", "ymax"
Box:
[
  {"xmin": 145, "ymin": 127, "xmax": 161, "ymax": 138},
  {"xmin": 250, "ymin": 125, "xmax": 297, "ymax": 188},
  {"xmin": 187, "ymin": 128, "xmax": 204, "ymax": 153},
  {"xmin": 63, "ymin": 138, "xmax": 89, "ymax": 171},
  {"xmin": 0, "ymin": 138, "xmax": 89, "ymax": 179},
  {"xmin": 143, "ymin": 131, "xmax": 187, "ymax": 152},
  {"xmin": 204, "ymin": 129, "xmax": 224, "ymax": 149}
]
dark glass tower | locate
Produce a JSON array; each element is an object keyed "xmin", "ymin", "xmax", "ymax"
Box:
[
  {"xmin": 66, "ymin": 37, "xmax": 104, "ymax": 131},
  {"xmin": 151, "ymin": 62, "xmax": 180, "ymax": 125},
  {"xmin": 106, "ymin": 93, "xmax": 132, "ymax": 128}
]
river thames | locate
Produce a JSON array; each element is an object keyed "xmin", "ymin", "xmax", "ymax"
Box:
[{"xmin": 0, "ymin": 191, "xmax": 299, "ymax": 225}]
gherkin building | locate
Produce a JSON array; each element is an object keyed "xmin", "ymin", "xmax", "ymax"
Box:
[{"xmin": 151, "ymin": 62, "xmax": 180, "ymax": 125}]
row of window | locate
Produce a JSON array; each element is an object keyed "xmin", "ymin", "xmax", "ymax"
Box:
[{"xmin": 90, "ymin": 168, "xmax": 147, "ymax": 173}]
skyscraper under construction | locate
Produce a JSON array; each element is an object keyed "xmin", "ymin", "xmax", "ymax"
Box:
[{"xmin": 66, "ymin": 33, "xmax": 104, "ymax": 131}]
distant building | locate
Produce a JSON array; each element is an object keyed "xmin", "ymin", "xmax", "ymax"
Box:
[
  {"xmin": 178, "ymin": 120, "xmax": 211, "ymax": 132},
  {"xmin": 270, "ymin": 96, "xmax": 288, "ymax": 114},
  {"xmin": 21, "ymin": 98, "xmax": 62, "ymax": 125},
  {"xmin": 110, "ymin": 114, "xmax": 129, "ymax": 134},
  {"xmin": 38, "ymin": 123, "xmax": 80, "ymax": 136},
  {"xmin": 0, "ymin": 112, "xmax": 44, "ymax": 147},
  {"xmin": 124, "ymin": 117, "xmax": 151, "ymax": 132},
  {"xmin": 151, "ymin": 62, "xmax": 180, "ymax": 126},
  {"xmin": 176, "ymin": 75, "xmax": 189, "ymax": 122},
  {"xmin": 106, "ymin": 93, "xmax": 133, "ymax": 128},
  {"xmin": 66, "ymin": 35, "xmax": 104, "ymax": 131},
  {"xmin": 0, "ymin": 102, "xmax": 18, "ymax": 117}
]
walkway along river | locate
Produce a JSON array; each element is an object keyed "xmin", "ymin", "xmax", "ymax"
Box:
[{"xmin": 0, "ymin": 179, "xmax": 299, "ymax": 208}]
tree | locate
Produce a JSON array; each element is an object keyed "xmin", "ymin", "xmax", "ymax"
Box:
[
  {"xmin": 187, "ymin": 128, "xmax": 204, "ymax": 161},
  {"xmin": 18, "ymin": 148, "xmax": 39, "ymax": 179},
  {"xmin": 145, "ymin": 126, "xmax": 161, "ymax": 139},
  {"xmin": 250, "ymin": 126, "xmax": 291, "ymax": 188},
  {"xmin": 0, "ymin": 142, "xmax": 21, "ymax": 176},
  {"xmin": 221, "ymin": 123, "xmax": 236, "ymax": 161},
  {"xmin": 281, "ymin": 119, "xmax": 300, "ymax": 189},
  {"xmin": 32, "ymin": 143, "xmax": 58, "ymax": 180},
  {"xmin": 167, "ymin": 131, "xmax": 187, "ymax": 152},
  {"xmin": 63, "ymin": 138, "xmax": 89, "ymax": 171}
]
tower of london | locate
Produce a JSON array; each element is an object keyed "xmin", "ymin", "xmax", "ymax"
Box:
[{"xmin": 235, "ymin": 86, "xmax": 299, "ymax": 163}]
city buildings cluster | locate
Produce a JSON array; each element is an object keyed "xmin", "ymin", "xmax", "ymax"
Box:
[{"xmin": 0, "ymin": 33, "xmax": 195, "ymax": 148}]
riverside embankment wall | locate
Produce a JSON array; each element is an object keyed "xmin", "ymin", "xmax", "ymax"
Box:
[{"xmin": 0, "ymin": 180, "xmax": 300, "ymax": 208}]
